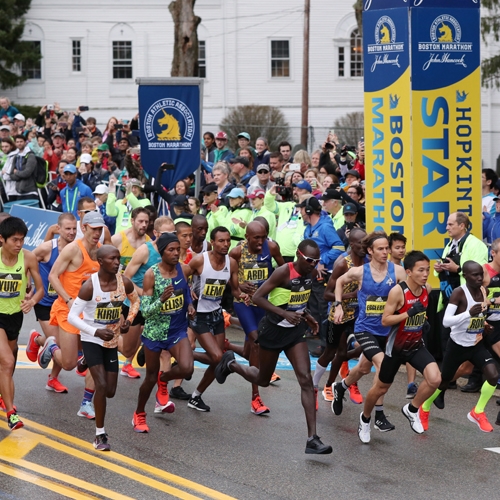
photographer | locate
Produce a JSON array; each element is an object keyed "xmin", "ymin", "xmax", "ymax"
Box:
[
  {"xmin": 78, "ymin": 153, "xmax": 102, "ymax": 192},
  {"xmin": 337, "ymin": 141, "xmax": 365, "ymax": 180},
  {"xmin": 44, "ymin": 131, "xmax": 67, "ymax": 173},
  {"xmin": 336, "ymin": 203, "xmax": 366, "ymax": 249},
  {"xmin": 94, "ymin": 144, "xmax": 111, "ymax": 181},
  {"xmin": 247, "ymin": 164, "xmax": 275, "ymax": 193}
]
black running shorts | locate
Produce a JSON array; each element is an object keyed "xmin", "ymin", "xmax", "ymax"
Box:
[
  {"xmin": 81, "ymin": 341, "xmax": 119, "ymax": 373},
  {"xmin": 34, "ymin": 304, "xmax": 52, "ymax": 322},
  {"xmin": 190, "ymin": 309, "xmax": 225, "ymax": 336},
  {"xmin": 353, "ymin": 331, "xmax": 387, "ymax": 362},
  {"xmin": 378, "ymin": 346, "xmax": 436, "ymax": 384},
  {"xmin": 486, "ymin": 321, "xmax": 500, "ymax": 347},
  {"xmin": 327, "ymin": 319, "xmax": 355, "ymax": 348},
  {"xmin": 257, "ymin": 315, "xmax": 307, "ymax": 352},
  {"xmin": 0, "ymin": 311, "xmax": 23, "ymax": 341},
  {"xmin": 121, "ymin": 304, "xmax": 145, "ymax": 327}
]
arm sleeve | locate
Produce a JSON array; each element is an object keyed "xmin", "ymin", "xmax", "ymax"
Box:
[
  {"xmin": 442, "ymin": 303, "xmax": 470, "ymax": 328},
  {"xmin": 264, "ymin": 190, "xmax": 280, "ymax": 215},
  {"xmin": 68, "ymin": 298, "xmax": 98, "ymax": 336},
  {"xmin": 125, "ymin": 289, "xmax": 140, "ymax": 323},
  {"xmin": 106, "ymin": 193, "xmax": 119, "ymax": 217}
]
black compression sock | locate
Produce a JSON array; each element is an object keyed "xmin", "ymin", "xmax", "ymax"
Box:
[
  {"xmin": 361, "ymin": 414, "xmax": 371, "ymax": 423},
  {"xmin": 408, "ymin": 403, "xmax": 418, "ymax": 413}
]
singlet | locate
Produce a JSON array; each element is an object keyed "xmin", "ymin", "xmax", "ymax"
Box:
[
  {"xmin": 38, "ymin": 239, "xmax": 59, "ymax": 307},
  {"xmin": 485, "ymin": 263, "xmax": 500, "ymax": 322},
  {"xmin": 0, "ymin": 248, "xmax": 26, "ymax": 315},
  {"xmin": 355, "ymin": 261, "xmax": 397, "ymax": 337},
  {"xmin": 77, "ymin": 221, "xmax": 105, "ymax": 244},
  {"xmin": 119, "ymin": 231, "xmax": 150, "ymax": 273},
  {"xmin": 190, "ymin": 240, "xmax": 208, "ymax": 254},
  {"xmin": 79, "ymin": 273, "xmax": 127, "ymax": 348},
  {"xmin": 268, "ymin": 262, "xmax": 313, "ymax": 327},
  {"xmin": 54, "ymin": 239, "xmax": 100, "ymax": 307},
  {"xmin": 181, "ymin": 248, "xmax": 193, "ymax": 265},
  {"xmin": 142, "ymin": 263, "xmax": 190, "ymax": 341},
  {"xmin": 328, "ymin": 253, "xmax": 360, "ymax": 324},
  {"xmin": 196, "ymin": 252, "xmax": 230, "ymax": 313},
  {"xmin": 386, "ymin": 282, "xmax": 429, "ymax": 356},
  {"xmin": 450, "ymin": 284, "xmax": 486, "ymax": 347}
]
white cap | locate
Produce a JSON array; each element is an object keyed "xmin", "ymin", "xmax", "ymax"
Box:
[
  {"xmin": 80, "ymin": 153, "xmax": 92, "ymax": 164},
  {"xmin": 14, "ymin": 113, "xmax": 25, "ymax": 122},
  {"xmin": 93, "ymin": 184, "xmax": 109, "ymax": 195}
]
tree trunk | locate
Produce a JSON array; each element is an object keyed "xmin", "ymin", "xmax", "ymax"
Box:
[
  {"xmin": 169, "ymin": 0, "xmax": 201, "ymax": 77},
  {"xmin": 353, "ymin": 0, "xmax": 363, "ymax": 33}
]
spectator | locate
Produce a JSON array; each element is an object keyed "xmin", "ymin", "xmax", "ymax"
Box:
[
  {"xmin": 346, "ymin": 184, "xmax": 364, "ymax": 206},
  {"xmin": 269, "ymin": 152, "xmax": 284, "ymax": 173},
  {"xmin": 336, "ymin": 203, "xmax": 366, "ymax": 248},
  {"xmin": 254, "ymin": 136, "xmax": 270, "ymax": 169},
  {"xmin": 342, "ymin": 169, "xmax": 360, "ymax": 188},
  {"xmin": 248, "ymin": 163, "xmax": 275, "ymax": 193},
  {"xmin": 304, "ymin": 168, "xmax": 320, "ymax": 192},
  {"xmin": 279, "ymin": 141, "xmax": 293, "ymax": 163},
  {"xmin": 13, "ymin": 114, "xmax": 26, "ymax": 134},
  {"xmin": 203, "ymin": 131, "xmax": 216, "ymax": 156},
  {"xmin": 59, "ymin": 164, "xmax": 93, "ymax": 215},
  {"xmin": 247, "ymin": 189, "xmax": 277, "ymax": 239},
  {"xmin": 322, "ymin": 173, "xmax": 338, "ymax": 191},
  {"xmin": 102, "ymin": 117, "xmax": 118, "ymax": 143},
  {"xmin": 294, "ymin": 150, "xmax": 312, "ymax": 170},
  {"xmin": 235, "ymin": 132, "xmax": 256, "ymax": 158},
  {"xmin": 320, "ymin": 189, "xmax": 345, "ymax": 230},
  {"xmin": 237, "ymin": 147, "xmax": 254, "ymax": 172},
  {"xmin": 9, "ymin": 135, "xmax": 39, "ymax": 204},
  {"xmin": 86, "ymin": 117, "xmax": 102, "ymax": 138},
  {"xmin": 208, "ymin": 131, "xmax": 234, "ymax": 163},
  {"xmin": 1, "ymin": 138, "xmax": 19, "ymax": 200},
  {"xmin": 106, "ymin": 177, "xmax": 150, "ymax": 229},
  {"xmin": 484, "ymin": 196, "xmax": 500, "ymax": 244},
  {"xmin": 482, "ymin": 168, "xmax": 498, "ymax": 216},
  {"xmin": 63, "ymin": 147, "xmax": 78, "ymax": 165},
  {"xmin": 46, "ymin": 160, "xmax": 68, "ymax": 210},
  {"xmin": 170, "ymin": 195, "xmax": 194, "ymax": 223},
  {"xmin": 188, "ymin": 196, "xmax": 200, "ymax": 215},
  {"xmin": 44, "ymin": 131, "xmax": 67, "ymax": 172},
  {"xmin": 0, "ymin": 97, "xmax": 19, "ymax": 120},
  {"xmin": 311, "ymin": 149, "xmax": 321, "ymax": 168},
  {"xmin": 229, "ymin": 156, "xmax": 255, "ymax": 188},
  {"xmin": 199, "ymin": 182, "xmax": 219, "ymax": 236},
  {"xmin": 112, "ymin": 136, "xmax": 129, "ymax": 169},
  {"xmin": 212, "ymin": 161, "xmax": 235, "ymax": 206},
  {"xmin": 94, "ymin": 144, "xmax": 111, "ymax": 181},
  {"xmin": 79, "ymin": 153, "xmax": 102, "ymax": 192},
  {"xmin": 93, "ymin": 184, "xmax": 116, "ymax": 235}
]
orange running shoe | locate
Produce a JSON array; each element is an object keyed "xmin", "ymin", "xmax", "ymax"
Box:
[
  {"xmin": 348, "ymin": 382, "xmax": 363, "ymax": 404},
  {"xmin": 26, "ymin": 330, "xmax": 41, "ymax": 362},
  {"xmin": 121, "ymin": 363, "xmax": 141, "ymax": 379},
  {"xmin": 468, "ymin": 408, "xmax": 493, "ymax": 432},
  {"xmin": 314, "ymin": 387, "xmax": 319, "ymax": 411},
  {"xmin": 46, "ymin": 376, "xmax": 68, "ymax": 393},
  {"xmin": 0, "ymin": 397, "xmax": 16, "ymax": 412},
  {"xmin": 270, "ymin": 372, "xmax": 281, "ymax": 384},
  {"xmin": 419, "ymin": 406, "xmax": 429, "ymax": 431},
  {"xmin": 322, "ymin": 385, "xmax": 334, "ymax": 402},
  {"xmin": 132, "ymin": 411, "xmax": 149, "ymax": 433},
  {"xmin": 340, "ymin": 361, "xmax": 350, "ymax": 380},
  {"xmin": 155, "ymin": 372, "xmax": 175, "ymax": 414},
  {"xmin": 223, "ymin": 310, "xmax": 232, "ymax": 328},
  {"xmin": 251, "ymin": 396, "xmax": 270, "ymax": 415}
]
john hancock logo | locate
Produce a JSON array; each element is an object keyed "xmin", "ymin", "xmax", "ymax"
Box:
[
  {"xmin": 418, "ymin": 15, "xmax": 473, "ymax": 71},
  {"xmin": 367, "ymin": 16, "xmax": 404, "ymax": 73},
  {"xmin": 144, "ymin": 98, "xmax": 195, "ymax": 150}
]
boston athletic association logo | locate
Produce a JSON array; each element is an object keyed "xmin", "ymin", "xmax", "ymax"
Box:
[
  {"xmin": 367, "ymin": 16, "xmax": 404, "ymax": 73},
  {"xmin": 144, "ymin": 98, "xmax": 195, "ymax": 150}
]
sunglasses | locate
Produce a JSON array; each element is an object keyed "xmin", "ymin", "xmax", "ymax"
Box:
[
  {"xmin": 257, "ymin": 170, "xmax": 269, "ymax": 174},
  {"xmin": 80, "ymin": 209, "xmax": 99, "ymax": 214},
  {"xmin": 298, "ymin": 249, "xmax": 320, "ymax": 265}
]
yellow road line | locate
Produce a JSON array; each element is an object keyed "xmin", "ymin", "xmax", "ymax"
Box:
[{"xmin": 0, "ymin": 461, "xmax": 100, "ymax": 500}]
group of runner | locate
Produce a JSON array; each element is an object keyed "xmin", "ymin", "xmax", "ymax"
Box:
[{"xmin": 0, "ymin": 207, "xmax": 498, "ymax": 454}]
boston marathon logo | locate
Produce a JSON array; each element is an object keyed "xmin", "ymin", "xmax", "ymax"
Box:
[
  {"xmin": 418, "ymin": 15, "xmax": 472, "ymax": 71},
  {"xmin": 144, "ymin": 98, "xmax": 195, "ymax": 150},
  {"xmin": 368, "ymin": 16, "xmax": 404, "ymax": 73},
  {"xmin": 364, "ymin": 0, "xmax": 478, "ymax": 9}
]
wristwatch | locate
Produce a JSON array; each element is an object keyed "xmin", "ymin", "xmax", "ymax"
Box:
[
  {"xmin": 333, "ymin": 301, "xmax": 342, "ymax": 307},
  {"xmin": 491, "ymin": 298, "xmax": 496, "ymax": 305}
]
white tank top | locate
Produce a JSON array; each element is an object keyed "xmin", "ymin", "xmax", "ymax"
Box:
[
  {"xmin": 190, "ymin": 240, "xmax": 208, "ymax": 255},
  {"xmin": 196, "ymin": 252, "xmax": 230, "ymax": 313},
  {"xmin": 450, "ymin": 284, "xmax": 486, "ymax": 347},
  {"xmin": 79, "ymin": 273, "xmax": 125, "ymax": 347},
  {"xmin": 77, "ymin": 221, "xmax": 105, "ymax": 244}
]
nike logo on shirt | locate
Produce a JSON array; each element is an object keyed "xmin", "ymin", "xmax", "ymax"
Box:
[{"xmin": 174, "ymin": 279, "xmax": 183, "ymax": 285}]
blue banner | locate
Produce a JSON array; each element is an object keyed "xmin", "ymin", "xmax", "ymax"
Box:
[
  {"xmin": 138, "ymin": 82, "xmax": 201, "ymax": 188},
  {"xmin": 10, "ymin": 205, "xmax": 60, "ymax": 251},
  {"xmin": 363, "ymin": 0, "xmax": 479, "ymax": 10}
]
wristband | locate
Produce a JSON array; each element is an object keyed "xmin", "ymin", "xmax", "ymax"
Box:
[{"xmin": 66, "ymin": 297, "xmax": 72, "ymax": 304}]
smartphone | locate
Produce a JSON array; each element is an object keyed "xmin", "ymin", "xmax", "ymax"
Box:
[
  {"xmin": 130, "ymin": 147, "xmax": 140, "ymax": 155},
  {"xmin": 47, "ymin": 104, "xmax": 54, "ymax": 111},
  {"xmin": 79, "ymin": 106, "xmax": 89, "ymax": 112},
  {"xmin": 329, "ymin": 129, "xmax": 335, "ymax": 136},
  {"xmin": 116, "ymin": 124, "xmax": 123, "ymax": 130},
  {"xmin": 289, "ymin": 163, "xmax": 301, "ymax": 172}
]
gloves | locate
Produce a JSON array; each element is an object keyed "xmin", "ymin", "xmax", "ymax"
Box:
[{"xmin": 407, "ymin": 301, "xmax": 426, "ymax": 317}]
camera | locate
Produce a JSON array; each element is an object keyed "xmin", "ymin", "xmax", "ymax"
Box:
[
  {"xmin": 116, "ymin": 124, "xmax": 123, "ymax": 130},
  {"xmin": 275, "ymin": 176, "xmax": 293, "ymax": 201},
  {"xmin": 345, "ymin": 222, "xmax": 356, "ymax": 230},
  {"xmin": 102, "ymin": 152, "xmax": 109, "ymax": 158},
  {"xmin": 324, "ymin": 142, "xmax": 334, "ymax": 151},
  {"xmin": 47, "ymin": 105, "xmax": 54, "ymax": 111},
  {"xmin": 79, "ymin": 106, "xmax": 89, "ymax": 112}
]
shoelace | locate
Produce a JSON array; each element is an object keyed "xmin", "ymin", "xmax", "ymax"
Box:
[
  {"xmin": 158, "ymin": 382, "xmax": 168, "ymax": 397},
  {"xmin": 136, "ymin": 413, "xmax": 147, "ymax": 425}
]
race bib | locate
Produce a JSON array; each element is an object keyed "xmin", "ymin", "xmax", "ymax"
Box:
[
  {"xmin": 160, "ymin": 289, "xmax": 184, "ymax": 315},
  {"xmin": 365, "ymin": 296, "xmax": 387, "ymax": 316},
  {"xmin": 0, "ymin": 273, "xmax": 22, "ymax": 298},
  {"xmin": 243, "ymin": 265, "xmax": 268, "ymax": 285},
  {"xmin": 201, "ymin": 279, "xmax": 227, "ymax": 301},
  {"xmin": 47, "ymin": 282, "xmax": 58, "ymax": 297},
  {"xmin": 119, "ymin": 256, "xmax": 132, "ymax": 274},
  {"xmin": 288, "ymin": 289, "xmax": 311, "ymax": 311},
  {"xmin": 94, "ymin": 302, "xmax": 122, "ymax": 325},
  {"xmin": 403, "ymin": 311, "xmax": 426, "ymax": 332}
]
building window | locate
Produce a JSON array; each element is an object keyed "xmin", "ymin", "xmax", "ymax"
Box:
[
  {"xmin": 22, "ymin": 41, "xmax": 42, "ymax": 79},
  {"xmin": 338, "ymin": 47, "xmax": 345, "ymax": 77},
  {"xmin": 271, "ymin": 40, "xmax": 290, "ymax": 78},
  {"xmin": 72, "ymin": 40, "xmax": 81, "ymax": 72},
  {"xmin": 350, "ymin": 29, "xmax": 363, "ymax": 77},
  {"xmin": 197, "ymin": 40, "xmax": 206, "ymax": 78},
  {"xmin": 112, "ymin": 41, "xmax": 132, "ymax": 79}
]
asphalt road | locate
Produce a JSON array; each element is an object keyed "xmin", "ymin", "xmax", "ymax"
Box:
[{"xmin": 1, "ymin": 312, "xmax": 500, "ymax": 500}]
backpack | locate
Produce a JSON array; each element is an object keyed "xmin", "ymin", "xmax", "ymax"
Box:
[{"xmin": 32, "ymin": 155, "xmax": 49, "ymax": 188}]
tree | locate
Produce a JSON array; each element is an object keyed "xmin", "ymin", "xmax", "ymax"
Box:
[
  {"xmin": 482, "ymin": 1, "xmax": 500, "ymax": 87},
  {"xmin": 0, "ymin": 0, "xmax": 42, "ymax": 89},
  {"xmin": 333, "ymin": 111, "xmax": 364, "ymax": 147},
  {"xmin": 169, "ymin": 0, "xmax": 201, "ymax": 77},
  {"xmin": 220, "ymin": 105, "xmax": 291, "ymax": 152}
]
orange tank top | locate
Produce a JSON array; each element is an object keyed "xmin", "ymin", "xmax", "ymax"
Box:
[{"xmin": 57, "ymin": 239, "xmax": 100, "ymax": 303}]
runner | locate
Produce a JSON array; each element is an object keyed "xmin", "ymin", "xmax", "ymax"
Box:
[
  {"xmin": 0, "ymin": 217, "xmax": 44, "ymax": 430},
  {"xmin": 230, "ymin": 221, "xmax": 285, "ymax": 415},
  {"xmin": 40, "ymin": 211, "xmax": 105, "ymax": 420},
  {"xmin": 420, "ymin": 261, "xmax": 498, "ymax": 433},
  {"xmin": 358, "ymin": 251, "xmax": 441, "ymax": 443},
  {"xmin": 111, "ymin": 206, "xmax": 150, "ymax": 379},
  {"xmin": 68, "ymin": 245, "xmax": 140, "ymax": 450},
  {"xmin": 314, "ymin": 229, "xmax": 366, "ymax": 406},
  {"xmin": 27, "ymin": 213, "xmax": 78, "ymax": 394},
  {"xmin": 185, "ymin": 226, "xmax": 245, "ymax": 412},
  {"xmin": 332, "ymin": 231, "xmax": 406, "ymax": 432},
  {"xmin": 132, "ymin": 233, "xmax": 195, "ymax": 432},
  {"xmin": 190, "ymin": 215, "xmax": 211, "ymax": 255},
  {"xmin": 214, "ymin": 239, "xmax": 332, "ymax": 454}
]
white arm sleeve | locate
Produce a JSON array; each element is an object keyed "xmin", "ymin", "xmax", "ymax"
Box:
[
  {"xmin": 68, "ymin": 297, "xmax": 98, "ymax": 336},
  {"xmin": 442, "ymin": 303, "xmax": 470, "ymax": 328}
]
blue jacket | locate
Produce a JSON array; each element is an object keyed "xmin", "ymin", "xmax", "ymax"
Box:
[
  {"xmin": 60, "ymin": 180, "xmax": 93, "ymax": 216},
  {"xmin": 303, "ymin": 213, "xmax": 345, "ymax": 270},
  {"xmin": 483, "ymin": 211, "xmax": 500, "ymax": 245}
]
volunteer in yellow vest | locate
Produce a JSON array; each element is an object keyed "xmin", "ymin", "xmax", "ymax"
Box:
[
  {"xmin": 111, "ymin": 206, "xmax": 150, "ymax": 378},
  {"xmin": 0, "ymin": 216, "xmax": 44, "ymax": 431}
]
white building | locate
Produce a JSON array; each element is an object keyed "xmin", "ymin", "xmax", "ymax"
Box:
[{"xmin": 4, "ymin": 0, "xmax": 500, "ymax": 166}]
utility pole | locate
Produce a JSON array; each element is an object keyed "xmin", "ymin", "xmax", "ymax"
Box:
[{"xmin": 301, "ymin": 0, "xmax": 310, "ymax": 148}]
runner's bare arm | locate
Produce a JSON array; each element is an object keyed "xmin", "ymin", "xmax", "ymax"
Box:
[
  {"xmin": 48, "ymin": 242, "xmax": 79, "ymax": 303},
  {"xmin": 381, "ymin": 285, "xmax": 405, "ymax": 326},
  {"xmin": 103, "ymin": 226, "xmax": 112, "ymax": 245},
  {"xmin": 269, "ymin": 241, "xmax": 285, "ymax": 267},
  {"xmin": 395, "ymin": 264, "xmax": 407, "ymax": 282},
  {"xmin": 334, "ymin": 266, "xmax": 363, "ymax": 303},
  {"xmin": 32, "ymin": 240, "xmax": 52, "ymax": 263},
  {"xmin": 43, "ymin": 224, "xmax": 59, "ymax": 242},
  {"xmin": 111, "ymin": 232, "xmax": 122, "ymax": 251},
  {"xmin": 21, "ymin": 250, "xmax": 44, "ymax": 313},
  {"xmin": 324, "ymin": 258, "xmax": 348, "ymax": 302},
  {"xmin": 123, "ymin": 275, "xmax": 140, "ymax": 324}
]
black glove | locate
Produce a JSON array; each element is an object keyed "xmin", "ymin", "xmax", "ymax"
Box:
[{"xmin": 407, "ymin": 301, "xmax": 426, "ymax": 317}]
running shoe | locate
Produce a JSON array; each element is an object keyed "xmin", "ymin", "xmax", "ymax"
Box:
[
  {"xmin": 76, "ymin": 355, "xmax": 87, "ymax": 374},
  {"xmin": 77, "ymin": 401, "xmax": 95, "ymax": 420},
  {"xmin": 270, "ymin": 372, "xmax": 281, "ymax": 384},
  {"xmin": 0, "ymin": 398, "xmax": 16, "ymax": 412},
  {"xmin": 358, "ymin": 413, "xmax": 371, "ymax": 444},
  {"xmin": 7, "ymin": 413, "xmax": 24, "ymax": 431},
  {"xmin": 38, "ymin": 336, "xmax": 56, "ymax": 369},
  {"xmin": 169, "ymin": 386, "xmax": 191, "ymax": 400},
  {"xmin": 322, "ymin": 384, "xmax": 333, "ymax": 402},
  {"xmin": 93, "ymin": 433, "xmax": 110, "ymax": 451},
  {"xmin": 339, "ymin": 361, "xmax": 350, "ymax": 380},
  {"xmin": 136, "ymin": 345, "xmax": 145, "ymax": 367},
  {"xmin": 251, "ymin": 396, "xmax": 270, "ymax": 415},
  {"xmin": 46, "ymin": 376, "xmax": 68, "ymax": 393},
  {"xmin": 348, "ymin": 382, "xmax": 363, "ymax": 404},
  {"xmin": 419, "ymin": 406, "xmax": 430, "ymax": 431},
  {"xmin": 314, "ymin": 387, "xmax": 318, "ymax": 411},
  {"xmin": 433, "ymin": 391, "xmax": 445, "ymax": 410},
  {"xmin": 374, "ymin": 413, "xmax": 395, "ymax": 432},
  {"xmin": 332, "ymin": 382, "xmax": 346, "ymax": 415},
  {"xmin": 132, "ymin": 411, "xmax": 149, "ymax": 433},
  {"xmin": 467, "ymin": 409, "xmax": 493, "ymax": 432},
  {"xmin": 26, "ymin": 330, "xmax": 41, "ymax": 362},
  {"xmin": 215, "ymin": 350, "xmax": 235, "ymax": 384},
  {"xmin": 154, "ymin": 373, "xmax": 175, "ymax": 414},
  {"xmin": 120, "ymin": 363, "xmax": 141, "ymax": 379},
  {"xmin": 402, "ymin": 404, "xmax": 424, "ymax": 434},
  {"xmin": 406, "ymin": 382, "xmax": 418, "ymax": 399},
  {"xmin": 187, "ymin": 395, "xmax": 210, "ymax": 412},
  {"xmin": 305, "ymin": 435, "xmax": 332, "ymax": 454}
]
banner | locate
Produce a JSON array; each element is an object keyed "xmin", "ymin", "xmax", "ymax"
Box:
[
  {"xmin": 137, "ymin": 78, "xmax": 203, "ymax": 189},
  {"xmin": 10, "ymin": 205, "xmax": 60, "ymax": 251}
]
